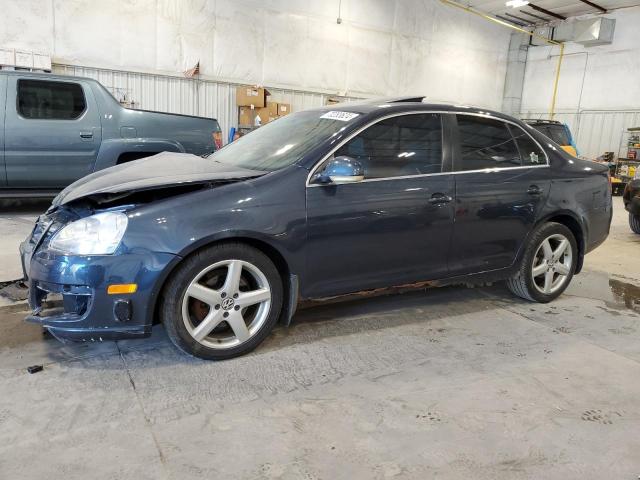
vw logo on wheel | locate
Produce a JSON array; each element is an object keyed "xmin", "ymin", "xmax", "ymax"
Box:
[{"xmin": 221, "ymin": 297, "xmax": 235, "ymax": 311}]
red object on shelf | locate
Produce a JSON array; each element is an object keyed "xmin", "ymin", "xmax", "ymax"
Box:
[{"xmin": 628, "ymin": 150, "xmax": 637, "ymax": 159}]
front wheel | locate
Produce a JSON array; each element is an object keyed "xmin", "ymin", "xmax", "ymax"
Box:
[
  {"xmin": 506, "ymin": 222, "xmax": 577, "ymax": 303},
  {"xmin": 629, "ymin": 212, "xmax": 640, "ymax": 234},
  {"xmin": 160, "ymin": 243, "xmax": 283, "ymax": 360}
]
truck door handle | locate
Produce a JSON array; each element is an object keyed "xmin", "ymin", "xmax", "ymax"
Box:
[
  {"xmin": 80, "ymin": 131, "xmax": 94, "ymax": 139},
  {"xmin": 428, "ymin": 193, "xmax": 453, "ymax": 205},
  {"xmin": 527, "ymin": 185, "xmax": 542, "ymax": 196}
]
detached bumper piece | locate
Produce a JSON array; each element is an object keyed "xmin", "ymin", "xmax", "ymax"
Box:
[{"xmin": 26, "ymin": 280, "xmax": 150, "ymax": 342}]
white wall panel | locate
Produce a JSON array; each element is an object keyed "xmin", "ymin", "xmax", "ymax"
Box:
[
  {"xmin": 2, "ymin": 0, "xmax": 511, "ymax": 110},
  {"xmin": 304, "ymin": 17, "xmax": 349, "ymax": 92},
  {"xmin": 1, "ymin": 0, "xmax": 52, "ymax": 53},
  {"xmin": 347, "ymin": 26, "xmax": 393, "ymax": 96}
]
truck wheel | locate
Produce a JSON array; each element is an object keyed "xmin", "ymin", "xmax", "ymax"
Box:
[
  {"xmin": 160, "ymin": 243, "xmax": 283, "ymax": 360},
  {"xmin": 629, "ymin": 213, "xmax": 640, "ymax": 234},
  {"xmin": 506, "ymin": 222, "xmax": 577, "ymax": 303}
]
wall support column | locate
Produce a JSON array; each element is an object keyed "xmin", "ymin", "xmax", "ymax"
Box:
[{"xmin": 501, "ymin": 32, "xmax": 529, "ymax": 116}]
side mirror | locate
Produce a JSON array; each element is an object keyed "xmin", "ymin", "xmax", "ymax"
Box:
[{"xmin": 313, "ymin": 156, "xmax": 364, "ymax": 185}]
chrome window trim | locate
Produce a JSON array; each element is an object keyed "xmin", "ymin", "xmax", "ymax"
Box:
[{"xmin": 305, "ymin": 110, "xmax": 550, "ymax": 187}]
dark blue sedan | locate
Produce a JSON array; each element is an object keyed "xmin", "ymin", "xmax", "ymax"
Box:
[{"xmin": 20, "ymin": 97, "xmax": 612, "ymax": 359}]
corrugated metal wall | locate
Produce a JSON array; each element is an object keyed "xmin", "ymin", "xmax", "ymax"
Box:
[
  {"xmin": 52, "ymin": 64, "xmax": 359, "ymax": 140},
  {"xmin": 521, "ymin": 110, "xmax": 640, "ymax": 159},
  {"xmin": 55, "ymin": 64, "xmax": 639, "ymax": 160}
]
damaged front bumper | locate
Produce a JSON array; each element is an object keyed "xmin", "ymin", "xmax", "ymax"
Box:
[{"xmin": 21, "ymin": 235, "xmax": 177, "ymax": 342}]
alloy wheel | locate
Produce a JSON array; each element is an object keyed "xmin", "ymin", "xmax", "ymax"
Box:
[
  {"xmin": 181, "ymin": 259, "xmax": 272, "ymax": 349},
  {"xmin": 531, "ymin": 233, "xmax": 573, "ymax": 295}
]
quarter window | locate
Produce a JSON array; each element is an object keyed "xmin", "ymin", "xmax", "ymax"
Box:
[
  {"xmin": 334, "ymin": 113, "xmax": 443, "ymax": 179},
  {"xmin": 18, "ymin": 79, "xmax": 86, "ymax": 120},
  {"xmin": 456, "ymin": 115, "xmax": 521, "ymax": 171},
  {"xmin": 510, "ymin": 125, "xmax": 546, "ymax": 166}
]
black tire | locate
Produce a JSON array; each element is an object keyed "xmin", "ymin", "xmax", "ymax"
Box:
[
  {"xmin": 160, "ymin": 242, "xmax": 283, "ymax": 360},
  {"xmin": 629, "ymin": 212, "xmax": 640, "ymax": 234},
  {"xmin": 506, "ymin": 222, "xmax": 578, "ymax": 303}
]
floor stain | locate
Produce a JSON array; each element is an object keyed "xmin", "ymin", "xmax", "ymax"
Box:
[
  {"xmin": 553, "ymin": 326, "xmax": 572, "ymax": 334},
  {"xmin": 581, "ymin": 409, "xmax": 622, "ymax": 425},
  {"xmin": 609, "ymin": 278, "xmax": 640, "ymax": 313},
  {"xmin": 416, "ymin": 411, "xmax": 442, "ymax": 422},
  {"xmin": 597, "ymin": 306, "xmax": 622, "ymax": 316},
  {"xmin": 608, "ymin": 326, "xmax": 637, "ymax": 335}
]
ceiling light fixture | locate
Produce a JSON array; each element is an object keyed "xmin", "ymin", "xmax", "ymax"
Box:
[{"xmin": 505, "ymin": 0, "xmax": 529, "ymax": 7}]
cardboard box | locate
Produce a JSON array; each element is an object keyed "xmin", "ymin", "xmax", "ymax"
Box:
[
  {"xmin": 278, "ymin": 103, "xmax": 291, "ymax": 116},
  {"xmin": 266, "ymin": 101, "xmax": 279, "ymax": 117},
  {"xmin": 236, "ymin": 85, "xmax": 269, "ymax": 108},
  {"xmin": 239, "ymin": 106, "xmax": 256, "ymax": 127},
  {"xmin": 255, "ymin": 107, "xmax": 277, "ymax": 125}
]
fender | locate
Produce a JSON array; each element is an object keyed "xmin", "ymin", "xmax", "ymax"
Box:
[
  {"xmin": 141, "ymin": 230, "xmax": 301, "ymax": 328},
  {"xmin": 514, "ymin": 208, "xmax": 588, "ymax": 274},
  {"xmin": 93, "ymin": 138, "xmax": 186, "ymax": 171},
  {"xmin": 174, "ymin": 229, "xmax": 301, "ymax": 278}
]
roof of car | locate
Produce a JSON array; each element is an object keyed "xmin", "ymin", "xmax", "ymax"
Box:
[
  {"xmin": 318, "ymin": 97, "xmax": 520, "ymax": 124},
  {"xmin": 522, "ymin": 119, "xmax": 564, "ymax": 125},
  {"xmin": 0, "ymin": 69, "xmax": 100, "ymax": 83}
]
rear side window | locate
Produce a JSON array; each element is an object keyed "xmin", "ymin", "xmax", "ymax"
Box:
[
  {"xmin": 335, "ymin": 113, "xmax": 443, "ymax": 179},
  {"xmin": 510, "ymin": 125, "xmax": 546, "ymax": 166},
  {"xmin": 456, "ymin": 115, "xmax": 521, "ymax": 171},
  {"xmin": 18, "ymin": 79, "xmax": 86, "ymax": 120}
]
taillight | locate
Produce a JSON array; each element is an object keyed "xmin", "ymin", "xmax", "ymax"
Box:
[{"xmin": 213, "ymin": 131, "xmax": 223, "ymax": 150}]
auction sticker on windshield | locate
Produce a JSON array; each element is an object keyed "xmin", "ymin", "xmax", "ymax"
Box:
[{"xmin": 320, "ymin": 111, "xmax": 360, "ymax": 122}]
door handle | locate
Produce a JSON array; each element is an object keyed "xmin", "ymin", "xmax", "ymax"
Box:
[
  {"xmin": 80, "ymin": 131, "xmax": 94, "ymax": 139},
  {"xmin": 527, "ymin": 185, "xmax": 542, "ymax": 196},
  {"xmin": 428, "ymin": 193, "xmax": 453, "ymax": 205}
]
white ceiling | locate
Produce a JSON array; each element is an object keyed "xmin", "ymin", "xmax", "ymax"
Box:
[{"xmin": 469, "ymin": 0, "xmax": 638, "ymax": 23}]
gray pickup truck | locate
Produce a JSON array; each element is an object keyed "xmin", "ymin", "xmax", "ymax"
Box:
[{"xmin": 0, "ymin": 71, "xmax": 221, "ymax": 196}]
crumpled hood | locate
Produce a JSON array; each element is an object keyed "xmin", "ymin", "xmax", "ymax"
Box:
[{"xmin": 54, "ymin": 151, "xmax": 266, "ymax": 206}]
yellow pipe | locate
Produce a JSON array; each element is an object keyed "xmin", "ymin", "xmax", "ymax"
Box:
[
  {"xmin": 549, "ymin": 42, "xmax": 564, "ymax": 119},
  {"xmin": 439, "ymin": 0, "xmax": 564, "ymax": 119}
]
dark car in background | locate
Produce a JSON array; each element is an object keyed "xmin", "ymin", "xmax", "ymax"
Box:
[
  {"xmin": 623, "ymin": 177, "xmax": 640, "ymax": 233},
  {"xmin": 20, "ymin": 97, "xmax": 612, "ymax": 360},
  {"xmin": 523, "ymin": 119, "xmax": 578, "ymax": 157},
  {"xmin": 0, "ymin": 71, "xmax": 221, "ymax": 196}
]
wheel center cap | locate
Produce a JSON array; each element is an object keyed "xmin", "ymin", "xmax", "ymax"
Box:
[{"xmin": 221, "ymin": 298, "xmax": 235, "ymax": 311}]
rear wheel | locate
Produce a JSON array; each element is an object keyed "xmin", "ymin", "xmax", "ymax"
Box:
[
  {"xmin": 160, "ymin": 243, "xmax": 283, "ymax": 360},
  {"xmin": 629, "ymin": 212, "xmax": 640, "ymax": 234},
  {"xmin": 506, "ymin": 222, "xmax": 577, "ymax": 303}
]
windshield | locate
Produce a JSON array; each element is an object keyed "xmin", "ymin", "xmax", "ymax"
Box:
[
  {"xmin": 532, "ymin": 124, "xmax": 571, "ymax": 146},
  {"xmin": 209, "ymin": 110, "xmax": 359, "ymax": 171}
]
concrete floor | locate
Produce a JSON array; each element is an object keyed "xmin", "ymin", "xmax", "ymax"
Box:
[
  {"xmin": 0, "ymin": 199, "xmax": 46, "ymax": 283},
  {"xmin": 1, "ymin": 198, "xmax": 639, "ymax": 479}
]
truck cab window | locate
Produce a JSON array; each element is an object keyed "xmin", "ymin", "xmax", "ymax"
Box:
[{"xmin": 18, "ymin": 79, "xmax": 86, "ymax": 120}]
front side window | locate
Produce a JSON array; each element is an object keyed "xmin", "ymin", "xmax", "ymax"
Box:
[
  {"xmin": 456, "ymin": 115, "xmax": 521, "ymax": 171},
  {"xmin": 18, "ymin": 79, "xmax": 86, "ymax": 120},
  {"xmin": 333, "ymin": 113, "xmax": 443, "ymax": 179},
  {"xmin": 510, "ymin": 125, "xmax": 546, "ymax": 166}
]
